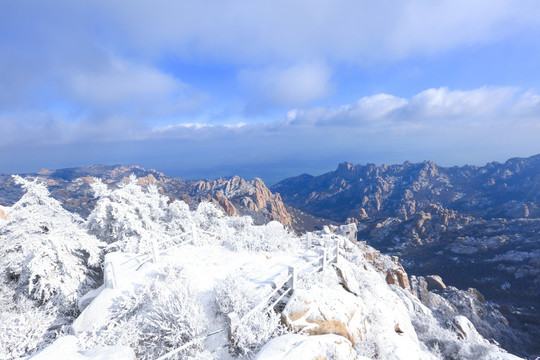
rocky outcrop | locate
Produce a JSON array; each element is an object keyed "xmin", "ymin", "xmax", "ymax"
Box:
[
  {"xmin": 190, "ymin": 176, "xmax": 293, "ymax": 228},
  {"xmin": 332, "ymin": 223, "xmax": 358, "ymax": 242},
  {"xmin": 425, "ymin": 275, "xmax": 446, "ymax": 291},
  {"xmin": 211, "ymin": 191, "xmax": 237, "ymax": 216},
  {"xmin": 354, "ymin": 241, "xmax": 411, "ymax": 293},
  {"xmin": 452, "ymin": 315, "xmax": 489, "ymax": 343},
  {"xmin": 281, "ymin": 285, "xmax": 366, "ymax": 346},
  {"xmin": 409, "ymin": 273, "xmax": 530, "ymax": 356}
]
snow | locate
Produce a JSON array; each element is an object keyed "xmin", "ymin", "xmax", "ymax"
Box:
[
  {"xmin": 255, "ymin": 334, "xmax": 358, "ymax": 360},
  {"xmin": 28, "ymin": 335, "xmax": 134, "ymax": 360}
]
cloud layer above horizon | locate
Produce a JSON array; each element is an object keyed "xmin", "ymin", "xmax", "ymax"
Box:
[{"xmin": 1, "ymin": 1, "xmax": 540, "ymax": 182}]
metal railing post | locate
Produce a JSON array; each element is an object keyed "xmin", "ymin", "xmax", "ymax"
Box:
[
  {"xmin": 151, "ymin": 238, "xmax": 160, "ymax": 264},
  {"xmin": 227, "ymin": 312, "xmax": 239, "ymax": 345},
  {"xmin": 192, "ymin": 223, "xmax": 199, "ymax": 245},
  {"xmin": 306, "ymin": 233, "xmax": 312, "ymax": 250},
  {"xmin": 105, "ymin": 260, "xmax": 118, "ymax": 289},
  {"xmin": 288, "ymin": 266, "xmax": 297, "ymax": 292},
  {"xmin": 321, "ymin": 248, "xmax": 327, "ymax": 272},
  {"xmin": 334, "ymin": 239, "xmax": 340, "ymax": 264}
]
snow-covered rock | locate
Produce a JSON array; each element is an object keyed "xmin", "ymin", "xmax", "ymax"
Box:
[
  {"xmin": 255, "ymin": 334, "xmax": 358, "ymax": 360},
  {"xmin": 452, "ymin": 315, "xmax": 489, "ymax": 343},
  {"xmin": 282, "ymin": 284, "xmax": 366, "ymax": 345},
  {"xmin": 72, "ymin": 287, "xmax": 120, "ymax": 335}
]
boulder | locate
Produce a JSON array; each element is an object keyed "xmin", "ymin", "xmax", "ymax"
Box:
[
  {"xmin": 334, "ymin": 262, "xmax": 361, "ymax": 296},
  {"xmin": 385, "ymin": 264, "xmax": 411, "ymax": 292},
  {"xmin": 425, "ymin": 275, "xmax": 446, "ymax": 291},
  {"xmin": 282, "ymin": 285, "xmax": 366, "ymax": 346}
]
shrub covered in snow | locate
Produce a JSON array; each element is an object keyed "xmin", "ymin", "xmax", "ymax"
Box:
[
  {"xmin": 79, "ymin": 264, "xmax": 212, "ymax": 359},
  {"xmin": 222, "ymin": 219, "xmax": 300, "ymax": 253},
  {"xmin": 0, "ymin": 176, "xmax": 102, "ymax": 308},
  {"xmin": 214, "ymin": 274, "xmax": 285, "ymax": 355},
  {"xmin": 0, "ymin": 285, "xmax": 63, "ymax": 359}
]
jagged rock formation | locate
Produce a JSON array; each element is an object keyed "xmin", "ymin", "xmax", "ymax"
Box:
[
  {"xmin": 0, "ymin": 165, "xmax": 293, "ymax": 229},
  {"xmin": 409, "ymin": 274, "xmax": 530, "ymax": 354},
  {"xmin": 187, "ymin": 176, "xmax": 292, "ymax": 228},
  {"xmin": 272, "ymin": 155, "xmax": 540, "ymax": 221}
]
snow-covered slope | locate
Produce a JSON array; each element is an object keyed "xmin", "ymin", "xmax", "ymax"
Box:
[{"xmin": 0, "ymin": 176, "xmax": 525, "ymax": 360}]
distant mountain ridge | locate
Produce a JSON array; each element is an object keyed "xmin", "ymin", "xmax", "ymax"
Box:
[
  {"xmin": 271, "ymin": 155, "xmax": 540, "ymax": 222},
  {"xmin": 0, "ymin": 165, "xmax": 294, "ymax": 229}
]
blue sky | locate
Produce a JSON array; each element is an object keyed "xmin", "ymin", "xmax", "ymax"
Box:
[{"xmin": 1, "ymin": 1, "xmax": 540, "ymax": 184}]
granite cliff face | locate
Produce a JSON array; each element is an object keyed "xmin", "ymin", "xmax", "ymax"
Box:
[
  {"xmin": 0, "ymin": 165, "xmax": 292, "ymax": 229},
  {"xmin": 181, "ymin": 176, "xmax": 292, "ymax": 228}
]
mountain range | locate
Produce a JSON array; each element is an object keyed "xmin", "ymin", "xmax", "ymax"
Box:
[{"xmin": 1, "ymin": 154, "xmax": 539, "ymax": 356}]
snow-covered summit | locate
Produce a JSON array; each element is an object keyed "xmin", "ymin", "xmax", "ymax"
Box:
[{"xmin": 0, "ymin": 176, "xmax": 524, "ymax": 359}]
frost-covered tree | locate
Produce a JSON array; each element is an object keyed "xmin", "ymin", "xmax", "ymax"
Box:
[
  {"xmin": 214, "ymin": 274, "xmax": 284, "ymax": 355},
  {"xmin": 0, "ymin": 176, "xmax": 102, "ymax": 307},
  {"xmin": 87, "ymin": 175, "xmax": 168, "ymax": 253},
  {"xmin": 78, "ymin": 263, "xmax": 212, "ymax": 360},
  {"xmin": 87, "ymin": 175, "xmax": 299, "ymax": 256},
  {"xmin": 222, "ymin": 218, "xmax": 300, "ymax": 253},
  {"xmin": 0, "ymin": 283, "xmax": 59, "ymax": 359}
]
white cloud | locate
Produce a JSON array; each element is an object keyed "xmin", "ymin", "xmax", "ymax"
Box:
[
  {"xmin": 1, "ymin": 86, "xmax": 535, "ymax": 148},
  {"xmin": 408, "ymin": 86, "xmax": 517, "ymax": 119},
  {"xmin": 512, "ymin": 91, "xmax": 540, "ymax": 116},
  {"xmin": 3, "ymin": 86, "xmax": 540, "ymax": 181},
  {"xmin": 71, "ymin": 57, "xmax": 181, "ymax": 106},
  {"xmin": 239, "ymin": 63, "xmax": 332, "ymax": 106},
  {"xmin": 286, "ymin": 86, "xmax": 521, "ymax": 127}
]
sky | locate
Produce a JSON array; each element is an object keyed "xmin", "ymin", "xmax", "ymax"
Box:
[{"xmin": 1, "ymin": 1, "xmax": 540, "ymax": 184}]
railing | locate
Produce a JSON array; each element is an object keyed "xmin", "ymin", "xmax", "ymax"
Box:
[
  {"xmin": 224, "ymin": 233, "xmax": 341, "ymax": 354},
  {"xmin": 114, "ymin": 230, "xmax": 342, "ymax": 359}
]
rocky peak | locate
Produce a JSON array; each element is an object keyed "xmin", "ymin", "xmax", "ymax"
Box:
[
  {"xmin": 186, "ymin": 176, "xmax": 293, "ymax": 229},
  {"xmin": 336, "ymin": 162, "xmax": 355, "ymax": 176}
]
